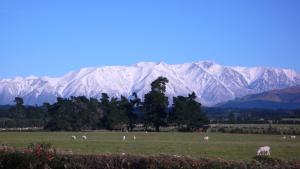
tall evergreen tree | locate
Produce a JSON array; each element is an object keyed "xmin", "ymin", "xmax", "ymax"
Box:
[
  {"xmin": 99, "ymin": 93, "xmax": 111, "ymax": 128},
  {"xmin": 128, "ymin": 92, "xmax": 141, "ymax": 131},
  {"xmin": 71, "ymin": 96, "xmax": 90, "ymax": 130},
  {"xmin": 118, "ymin": 94, "xmax": 140, "ymax": 131},
  {"xmin": 9, "ymin": 97, "xmax": 26, "ymax": 119},
  {"xmin": 45, "ymin": 97, "xmax": 72, "ymax": 130},
  {"xmin": 99, "ymin": 93, "xmax": 129, "ymax": 130},
  {"xmin": 42, "ymin": 102, "xmax": 51, "ymax": 123},
  {"xmin": 88, "ymin": 98, "xmax": 103, "ymax": 129},
  {"xmin": 106, "ymin": 97, "xmax": 128, "ymax": 130},
  {"xmin": 144, "ymin": 76, "xmax": 169, "ymax": 132}
]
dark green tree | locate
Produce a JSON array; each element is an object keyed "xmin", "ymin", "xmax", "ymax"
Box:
[
  {"xmin": 25, "ymin": 105, "xmax": 43, "ymax": 119},
  {"xmin": 172, "ymin": 92, "xmax": 208, "ymax": 131},
  {"xmin": 46, "ymin": 96, "xmax": 102, "ymax": 131},
  {"xmin": 100, "ymin": 93, "xmax": 110, "ymax": 107},
  {"xmin": 71, "ymin": 96, "xmax": 91, "ymax": 130},
  {"xmin": 119, "ymin": 94, "xmax": 140, "ymax": 131},
  {"xmin": 106, "ymin": 97, "xmax": 128, "ymax": 130},
  {"xmin": 144, "ymin": 76, "xmax": 169, "ymax": 132},
  {"xmin": 99, "ymin": 93, "xmax": 128, "ymax": 130},
  {"xmin": 88, "ymin": 98, "xmax": 103, "ymax": 129},
  {"xmin": 42, "ymin": 102, "xmax": 51, "ymax": 123},
  {"xmin": 10, "ymin": 97, "xmax": 26, "ymax": 119},
  {"xmin": 99, "ymin": 93, "xmax": 111, "ymax": 128},
  {"xmin": 128, "ymin": 92, "xmax": 141, "ymax": 131},
  {"xmin": 45, "ymin": 97, "xmax": 73, "ymax": 130}
]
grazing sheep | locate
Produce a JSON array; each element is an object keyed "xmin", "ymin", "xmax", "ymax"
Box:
[
  {"xmin": 122, "ymin": 135, "xmax": 126, "ymax": 141},
  {"xmin": 71, "ymin": 136, "xmax": 77, "ymax": 140},
  {"xmin": 173, "ymin": 155, "xmax": 181, "ymax": 158},
  {"xmin": 203, "ymin": 136, "xmax": 209, "ymax": 141},
  {"xmin": 145, "ymin": 131, "xmax": 148, "ymax": 134},
  {"xmin": 282, "ymin": 136, "xmax": 287, "ymax": 139},
  {"xmin": 290, "ymin": 135, "xmax": 296, "ymax": 139},
  {"xmin": 133, "ymin": 135, "xmax": 136, "ymax": 140},
  {"xmin": 67, "ymin": 149, "xmax": 73, "ymax": 155},
  {"xmin": 257, "ymin": 146, "xmax": 271, "ymax": 156},
  {"xmin": 82, "ymin": 135, "xmax": 87, "ymax": 140}
]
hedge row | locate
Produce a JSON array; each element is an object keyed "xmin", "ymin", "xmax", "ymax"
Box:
[{"xmin": 1, "ymin": 152, "xmax": 300, "ymax": 169}]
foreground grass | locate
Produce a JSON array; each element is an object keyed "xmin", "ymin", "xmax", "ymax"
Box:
[{"xmin": 0, "ymin": 131, "xmax": 299, "ymax": 160}]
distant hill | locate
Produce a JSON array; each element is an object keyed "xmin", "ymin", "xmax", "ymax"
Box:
[{"xmin": 218, "ymin": 86, "xmax": 300, "ymax": 109}]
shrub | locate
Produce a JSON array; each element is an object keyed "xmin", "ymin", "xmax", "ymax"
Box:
[{"xmin": 0, "ymin": 145, "xmax": 299, "ymax": 169}]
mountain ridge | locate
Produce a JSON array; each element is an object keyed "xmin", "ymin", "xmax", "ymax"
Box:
[
  {"xmin": 1, "ymin": 61, "xmax": 300, "ymax": 106},
  {"xmin": 218, "ymin": 86, "xmax": 300, "ymax": 109}
]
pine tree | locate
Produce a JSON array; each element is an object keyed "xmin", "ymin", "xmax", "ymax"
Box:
[
  {"xmin": 10, "ymin": 97, "xmax": 26, "ymax": 119},
  {"xmin": 144, "ymin": 77, "xmax": 169, "ymax": 132}
]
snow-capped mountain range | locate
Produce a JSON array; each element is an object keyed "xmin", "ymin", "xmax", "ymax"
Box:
[{"xmin": 0, "ymin": 61, "xmax": 299, "ymax": 106}]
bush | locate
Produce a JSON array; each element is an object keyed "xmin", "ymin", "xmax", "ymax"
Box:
[
  {"xmin": 0, "ymin": 142, "xmax": 55, "ymax": 169},
  {"xmin": 0, "ymin": 145, "xmax": 299, "ymax": 169}
]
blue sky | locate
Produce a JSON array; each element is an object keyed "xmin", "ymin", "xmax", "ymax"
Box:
[{"xmin": 0, "ymin": 0, "xmax": 299, "ymax": 78}]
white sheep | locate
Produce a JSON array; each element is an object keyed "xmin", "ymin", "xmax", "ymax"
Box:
[
  {"xmin": 67, "ymin": 149, "xmax": 73, "ymax": 155},
  {"xmin": 71, "ymin": 135, "xmax": 77, "ymax": 140},
  {"xmin": 122, "ymin": 135, "xmax": 126, "ymax": 141},
  {"xmin": 203, "ymin": 136, "xmax": 209, "ymax": 141},
  {"xmin": 290, "ymin": 135, "xmax": 296, "ymax": 139},
  {"xmin": 282, "ymin": 136, "xmax": 287, "ymax": 139},
  {"xmin": 173, "ymin": 155, "xmax": 181, "ymax": 158},
  {"xmin": 133, "ymin": 135, "xmax": 136, "ymax": 140},
  {"xmin": 257, "ymin": 146, "xmax": 271, "ymax": 156},
  {"xmin": 82, "ymin": 135, "xmax": 87, "ymax": 140}
]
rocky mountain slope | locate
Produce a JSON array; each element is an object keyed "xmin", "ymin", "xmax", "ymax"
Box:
[{"xmin": 0, "ymin": 61, "xmax": 299, "ymax": 106}]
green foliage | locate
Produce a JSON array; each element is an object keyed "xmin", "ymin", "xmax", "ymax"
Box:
[
  {"xmin": 1, "ymin": 97, "xmax": 47, "ymax": 128},
  {"xmin": 172, "ymin": 92, "xmax": 208, "ymax": 131},
  {"xmin": 9, "ymin": 97, "xmax": 26, "ymax": 119},
  {"xmin": 144, "ymin": 76, "xmax": 169, "ymax": 132},
  {"xmin": 2, "ymin": 77, "xmax": 209, "ymax": 132},
  {"xmin": 150, "ymin": 76, "xmax": 169, "ymax": 93},
  {"xmin": 45, "ymin": 96, "xmax": 102, "ymax": 131},
  {"xmin": 105, "ymin": 97, "xmax": 129, "ymax": 130},
  {"xmin": 119, "ymin": 95, "xmax": 138, "ymax": 131},
  {"xmin": 0, "ymin": 142, "xmax": 55, "ymax": 169}
]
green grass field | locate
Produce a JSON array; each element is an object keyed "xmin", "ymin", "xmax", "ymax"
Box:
[{"xmin": 0, "ymin": 131, "xmax": 299, "ymax": 160}]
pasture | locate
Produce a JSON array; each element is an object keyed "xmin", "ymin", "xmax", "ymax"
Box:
[{"xmin": 0, "ymin": 131, "xmax": 299, "ymax": 160}]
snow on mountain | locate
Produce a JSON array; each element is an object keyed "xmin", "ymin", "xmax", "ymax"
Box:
[{"xmin": 0, "ymin": 61, "xmax": 300, "ymax": 106}]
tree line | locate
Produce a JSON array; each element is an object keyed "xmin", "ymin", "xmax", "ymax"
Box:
[
  {"xmin": 206, "ymin": 107, "xmax": 300, "ymax": 124},
  {"xmin": 1, "ymin": 77, "xmax": 208, "ymax": 132}
]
